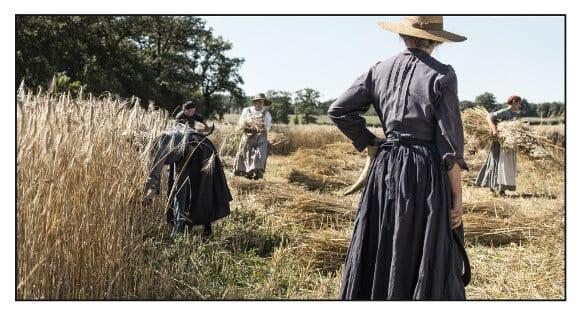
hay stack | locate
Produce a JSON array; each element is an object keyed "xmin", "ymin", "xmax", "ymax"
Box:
[
  {"xmin": 286, "ymin": 143, "xmax": 365, "ymax": 191},
  {"xmin": 462, "ymin": 106, "xmax": 563, "ymax": 165}
]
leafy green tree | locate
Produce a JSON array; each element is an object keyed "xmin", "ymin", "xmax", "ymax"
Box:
[
  {"xmin": 16, "ymin": 16, "xmax": 246, "ymax": 119},
  {"xmin": 196, "ymin": 34, "xmax": 245, "ymax": 118},
  {"xmin": 520, "ymin": 98, "xmax": 536, "ymax": 117},
  {"xmin": 266, "ymin": 90, "xmax": 293, "ymax": 124},
  {"xmin": 294, "ymin": 88, "xmax": 321, "ymax": 124},
  {"xmin": 474, "ymin": 92, "xmax": 498, "ymax": 112},
  {"xmin": 318, "ymin": 99, "xmax": 336, "ymax": 115}
]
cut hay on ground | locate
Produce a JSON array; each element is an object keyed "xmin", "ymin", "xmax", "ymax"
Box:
[
  {"xmin": 463, "ymin": 213, "xmax": 542, "ymax": 246},
  {"xmin": 463, "ymin": 200, "xmax": 513, "ymax": 218},
  {"xmin": 285, "ymin": 143, "xmax": 365, "ymax": 191},
  {"xmin": 255, "ymin": 185, "xmax": 356, "ymax": 229},
  {"xmin": 299, "ymin": 229, "xmax": 350, "ymax": 272}
]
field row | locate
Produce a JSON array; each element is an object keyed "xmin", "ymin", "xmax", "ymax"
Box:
[{"xmin": 222, "ymin": 113, "xmax": 565, "ymax": 127}]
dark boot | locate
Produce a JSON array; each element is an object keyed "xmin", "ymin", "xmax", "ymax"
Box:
[
  {"xmin": 234, "ymin": 170, "xmax": 246, "ymax": 177},
  {"xmin": 254, "ymin": 170, "xmax": 264, "ymax": 180},
  {"xmin": 202, "ymin": 224, "xmax": 212, "ymax": 240}
]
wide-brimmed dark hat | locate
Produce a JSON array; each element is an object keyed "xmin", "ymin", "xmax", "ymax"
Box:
[
  {"xmin": 378, "ymin": 16, "xmax": 466, "ymax": 43},
  {"xmin": 251, "ymin": 93, "xmax": 268, "ymax": 102},
  {"xmin": 182, "ymin": 101, "xmax": 197, "ymax": 110}
]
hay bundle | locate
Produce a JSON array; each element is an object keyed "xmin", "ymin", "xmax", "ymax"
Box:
[
  {"xmin": 268, "ymin": 131, "xmax": 291, "ymax": 155},
  {"xmin": 299, "ymin": 229, "xmax": 350, "ymax": 271},
  {"xmin": 229, "ymin": 176, "xmax": 285, "ymax": 194},
  {"xmin": 463, "ymin": 200, "xmax": 513, "ymax": 218},
  {"xmin": 286, "ymin": 143, "xmax": 365, "ymax": 191},
  {"xmin": 271, "ymin": 124, "xmax": 353, "ymax": 154},
  {"xmin": 462, "ymin": 106, "xmax": 563, "ymax": 165},
  {"xmin": 241, "ymin": 116, "xmax": 266, "ymax": 134},
  {"xmin": 257, "ymin": 186, "xmax": 355, "ymax": 228},
  {"xmin": 463, "ymin": 213, "xmax": 541, "ymax": 246}
]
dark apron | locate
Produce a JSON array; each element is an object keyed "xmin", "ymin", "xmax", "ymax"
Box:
[{"xmin": 379, "ymin": 132, "xmax": 471, "ymax": 287}]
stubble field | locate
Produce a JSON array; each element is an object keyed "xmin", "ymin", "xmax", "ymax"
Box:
[{"xmin": 17, "ymin": 91, "xmax": 564, "ymax": 300}]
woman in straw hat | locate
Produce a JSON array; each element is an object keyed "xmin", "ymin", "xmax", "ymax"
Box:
[
  {"xmin": 328, "ymin": 16, "xmax": 470, "ymax": 300},
  {"xmin": 233, "ymin": 93, "xmax": 273, "ymax": 180},
  {"xmin": 475, "ymin": 95, "xmax": 523, "ymax": 195}
]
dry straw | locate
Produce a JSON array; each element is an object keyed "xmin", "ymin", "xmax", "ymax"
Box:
[
  {"xmin": 285, "ymin": 143, "xmax": 365, "ymax": 191},
  {"xmin": 17, "ymin": 87, "xmax": 171, "ymax": 299},
  {"xmin": 462, "ymin": 106, "xmax": 564, "ymax": 165}
]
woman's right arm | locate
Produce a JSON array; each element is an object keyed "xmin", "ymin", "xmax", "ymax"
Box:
[
  {"xmin": 487, "ymin": 114, "xmax": 498, "ymax": 135},
  {"xmin": 327, "ymin": 65, "xmax": 377, "ymax": 152},
  {"xmin": 447, "ymin": 164, "xmax": 463, "ymax": 229}
]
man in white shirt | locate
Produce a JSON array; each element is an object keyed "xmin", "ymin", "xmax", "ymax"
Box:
[{"xmin": 233, "ymin": 93, "xmax": 272, "ymax": 179}]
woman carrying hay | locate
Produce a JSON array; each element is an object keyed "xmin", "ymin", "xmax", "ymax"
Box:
[
  {"xmin": 233, "ymin": 93, "xmax": 272, "ymax": 180},
  {"xmin": 475, "ymin": 96, "xmax": 522, "ymax": 195},
  {"xmin": 328, "ymin": 16, "xmax": 470, "ymax": 300}
]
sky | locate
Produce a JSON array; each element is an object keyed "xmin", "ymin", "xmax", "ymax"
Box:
[{"xmin": 202, "ymin": 15, "xmax": 565, "ymax": 103}]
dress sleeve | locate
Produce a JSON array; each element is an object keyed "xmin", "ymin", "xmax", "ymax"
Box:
[
  {"xmin": 144, "ymin": 133, "xmax": 170, "ymax": 193},
  {"xmin": 434, "ymin": 67, "xmax": 469, "ymax": 171},
  {"xmin": 264, "ymin": 111, "xmax": 272, "ymax": 131},
  {"xmin": 489, "ymin": 108, "xmax": 506, "ymax": 124},
  {"xmin": 238, "ymin": 108, "xmax": 248, "ymax": 126},
  {"xmin": 327, "ymin": 65, "xmax": 377, "ymax": 152}
]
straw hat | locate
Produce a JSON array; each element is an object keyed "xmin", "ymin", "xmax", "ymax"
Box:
[
  {"xmin": 378, "ymin": 16, "xmax": 466, "ymax": 43},
  {"xmin": 252, "ymin": 93, "xmax": 268, "ymax": 102}
]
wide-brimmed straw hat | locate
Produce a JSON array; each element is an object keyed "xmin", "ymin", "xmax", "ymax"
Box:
[
  {"xmin": 252, "ymin": 93, "xmax": 268, "ymax": 102},
  {"xmin": 378, "ymin": 16, "xmax": 466, "ymax": 43}
]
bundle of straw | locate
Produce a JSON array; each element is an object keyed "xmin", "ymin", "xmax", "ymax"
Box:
[
  {"xmin": 463, "ymin": 213, "xmax": 541, "ymax": 246},
  {"xmin": 286, "ymin": 143, "xmax": 365, "ymax": 191},
  {"xmin": 462, "ymin": 106, "xmax": 563, "ymax": 164},
  {"xmin": 298, "ymin": 229, "xmax": 350, "ymax": 271},
  {"xmin": 258, "ymin": 188, "xmax": 355, "ymax": 229},
  {"xmin": 463, "ymin": 200, "xmax": 513, "ymax": 218},
  {"xmin": 241, "ymin": 116, "xmax": 266, "ymax": 134},
  {"xmin": 215, "ymin": 125, "xmax": 243, "ymax": 157}
]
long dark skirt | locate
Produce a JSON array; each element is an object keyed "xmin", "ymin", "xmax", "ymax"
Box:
[
  {"xmin": 340, "ymin": 143, "xmax": 467, "ymax": 300},
  {"xmin": 166, "ymin": 135, "xmax": 232, "ymax": 228}
]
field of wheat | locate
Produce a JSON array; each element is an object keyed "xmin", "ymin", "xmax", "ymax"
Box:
[{"xmin": 16, "ymin": 89, "xmax": 565, "ymax": 300}]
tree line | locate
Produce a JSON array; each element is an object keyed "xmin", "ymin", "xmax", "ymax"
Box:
[
  {"xmin": 16, "ymin": 15, "xmax": 245, "ymax": 118},
  {"xmin": 17, "ymin": 16, "xmax": 564, "ymax": 122}
]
